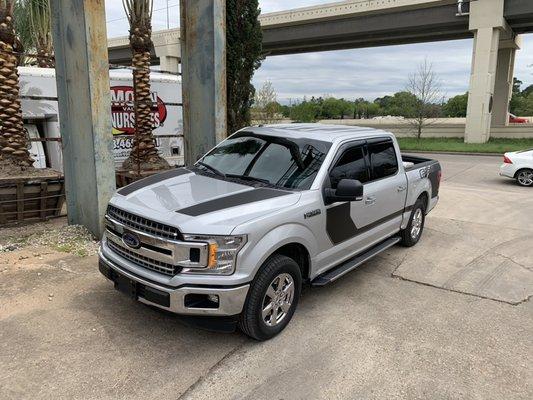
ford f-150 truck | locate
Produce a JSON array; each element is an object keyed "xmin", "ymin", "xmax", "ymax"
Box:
[{"xmin": 99, "ymin": 124, "xmax": 441, "ymax": 340}]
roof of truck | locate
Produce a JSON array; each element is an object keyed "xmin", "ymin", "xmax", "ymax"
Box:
[{"xmin": 245, "ymin": 123, "xmax": 394, "ymax": 143}]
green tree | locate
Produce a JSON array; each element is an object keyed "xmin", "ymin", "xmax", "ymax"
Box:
[
  {"xmin": 226, "ymin": 0, "xmax": 263, "ymax": 134},
  {"xmin": 290, "ymin": 99, "xmax": 320, "ymax": 122},
  {"xmin": 253, "ymin": 80, "xmax": 280, "ymax": 124},
  {"xmin": 13, "ymin": 0, "xmax": 54, "ymax": 67},
  {"xmin": 443, "ymin": 93, "xmax": 468, "ymax": 117}
]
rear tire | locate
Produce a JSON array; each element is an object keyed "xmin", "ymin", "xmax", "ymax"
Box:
[
  {"xmin": 239, "ymin": 254, "xmax": 301, "ymax": 341},
  {"xmin": 516, "ymin": 169, "xmax": 533, "ymax": 187},
  {"xmin": 399, "ymin": 198, "xmax": 426, "ymax": 247}
]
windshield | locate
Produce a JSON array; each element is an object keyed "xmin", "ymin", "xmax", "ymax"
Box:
[{"xmin": 198, "ymin": 132, "xmax": 331, "ymax": 190}]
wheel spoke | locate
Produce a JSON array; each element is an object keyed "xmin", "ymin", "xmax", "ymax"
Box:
[
  {"xmin": 262, "ymin": 302, "xmax": 274, "ymax": 321},
  {"xmin": 282, "ymin": 280, "xmax": 293, "ymax": 293},
  {"xmin": 280, "ymin": 302, "xmax": 291, "ymax": 313},
  {"xmin": 276, "ymin": 276, "xmax": 286, "ymax": 291},
  {"xmin": 265, "ymin": 285, "xmax": 276, "ymax": 300},
  {"xmin": 271, "ymin": 306, "xmax": 279, "ymax": 323}
]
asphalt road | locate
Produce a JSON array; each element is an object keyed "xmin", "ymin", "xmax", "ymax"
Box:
[{"xmin": 1, "ymin": 153, "xmax": 532, "ymax": 400}]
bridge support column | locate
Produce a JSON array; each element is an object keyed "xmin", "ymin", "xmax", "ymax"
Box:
[
  {"xmin": 491, "ymin": 35, "xmax": 521, "ymax": 127},
  {"xmin": 180, "ymin": 0, "xmax": 227, "ymax": 165},
  {"xmin": 154, "ymin": 32, "xmax": 181, "ymax": 74},
  {"xmin": 465, "ymin": 0, "xmax": 505, "ymax": 143},
  {"xmin": 50, "ymin": 0, "xmax": 116, "ymax": 237}
]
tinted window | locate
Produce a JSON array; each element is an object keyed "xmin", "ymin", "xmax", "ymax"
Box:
[
  {"xmin": 329, "ymin": 145, "xmax": 368, "ymax": 189},
  {"xmin": 200, "ymin": 133, "xmax": 331, "ymax": 190},
  {"xmin": 368, "ymin": 140, "xmax": 398, "ymax": 180}
]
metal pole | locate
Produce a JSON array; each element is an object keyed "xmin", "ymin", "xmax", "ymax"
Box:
[
  {"xmin": 180, "ymin": 0, "xmax": 227, "ymax": 165},
  {"xmin": 50, "ymin": 0, "xmax": 116, "ymax": 237},
  {"xmin": 166, "ymin": 0, "xmax": 170, "ymax": 29}
]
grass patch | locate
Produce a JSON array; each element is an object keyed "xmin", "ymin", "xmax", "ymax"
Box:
[{"xmin": 397, "ymin": 137, "xmax": 533, "ymax": 154}]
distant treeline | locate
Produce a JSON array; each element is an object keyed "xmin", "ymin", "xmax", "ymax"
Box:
[{"xmin": 275, "ymin": 78, "xmax": 533, "ymax": 122}]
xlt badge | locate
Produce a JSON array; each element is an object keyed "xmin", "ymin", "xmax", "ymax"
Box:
[{"xmin": 304, "ymin": 209, "xmax": 321, "ymax": 219}]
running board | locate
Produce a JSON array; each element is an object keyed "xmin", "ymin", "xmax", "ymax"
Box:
[{"xmin": 311, "ymin": 237, "xmax": 400, "ymax": 287}]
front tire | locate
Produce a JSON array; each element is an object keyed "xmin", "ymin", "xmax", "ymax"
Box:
[
  {"xmin": 399, "ymin": 198, "xmax": 426, "ymax": 247},
  {"xmin": 516, "ymin": 169, "xmax": 533, "ymax": 187},
  {"xmin": 239, "ymin": 254, "xmax": 302, "ymax": 341}
]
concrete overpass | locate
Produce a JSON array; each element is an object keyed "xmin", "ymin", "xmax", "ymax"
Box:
[{"xmin": 108, "ymin": 0, "xmax": 533, "ymax": 143}]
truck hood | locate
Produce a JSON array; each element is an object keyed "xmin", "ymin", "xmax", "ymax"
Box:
[{"xmin": 110, "ymin": 168, "xmax": 301, "ymax": 235}]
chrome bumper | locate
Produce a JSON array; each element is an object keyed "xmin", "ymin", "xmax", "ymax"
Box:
[{"xmin": 98, "ymin": 250, "xmax": 249, "ymax": 316}]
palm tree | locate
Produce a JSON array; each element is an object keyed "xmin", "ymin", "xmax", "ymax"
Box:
[
  {"xmin": 28, "ymin": 0, "xmax": 53, "ymax": 68},
  {"xmin": 0, "ymin": 0, "xmax": 34, "ymax": 170},
  {"xmin": 122, "ymin": 0, "xmax": 168, "ymax": 172},
  {"xmin": 13, "ymin": 0, "xmax": 54, "ymax": 68}
]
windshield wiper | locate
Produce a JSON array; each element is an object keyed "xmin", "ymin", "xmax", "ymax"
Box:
[
  {"xmin": 196, "ymin": 161, "xmax": 226, "ymax": 177},
  {"xmin": 227, "ymin": 174, "xmax": 270, "ymax": 184}
]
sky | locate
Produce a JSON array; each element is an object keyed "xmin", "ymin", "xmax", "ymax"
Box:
[{"xmin": 105, "ymin": 0, "xmax": 533, "ymax": 103}]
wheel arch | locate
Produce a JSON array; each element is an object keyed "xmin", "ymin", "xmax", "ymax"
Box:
[{"xmin": 244, "ymin": 224, "xmax": 316, "ymax": 282}]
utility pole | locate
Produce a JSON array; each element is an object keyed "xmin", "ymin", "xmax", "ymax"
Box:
[
  {"xmin": 50, "ymin": 0, "xmax": 116, "ymax": 237},
  {"xmin": 180, "ymin": 0, "xmax": 227, "ymax": 165}
]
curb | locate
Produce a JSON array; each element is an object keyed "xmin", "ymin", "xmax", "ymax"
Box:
[{"xmin": 402, "ymin": 150, "xmax": 502, "ymax": 157}]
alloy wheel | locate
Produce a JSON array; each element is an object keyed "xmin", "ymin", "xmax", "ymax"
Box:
[{"xmin": 261, "ymin": 273, "xmax": 295, "ymax": 327}]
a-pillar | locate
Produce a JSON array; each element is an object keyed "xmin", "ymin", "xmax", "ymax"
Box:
[
  {"xmin": 492, "ymin": 35, "xmax": 521, "ymax": 126},
  {"xmin": 465, "ymin": 0, "xmax": 505, "ymax": 143},
  {"xmin": 180, "ymin": 0, "xmax": 227, "ymax": 165}
]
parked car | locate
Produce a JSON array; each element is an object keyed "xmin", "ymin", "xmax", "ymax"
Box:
[
  {"xmin": 509, "ymin": 113, "xmax": 529, "ymax": 124},
  {"xmin": 500, "ymin": 149, "xmax": 533, "ymax": 186},
  {"xmin": 98, "ymin": 124, "xmax": 441, "ymax": 340}
]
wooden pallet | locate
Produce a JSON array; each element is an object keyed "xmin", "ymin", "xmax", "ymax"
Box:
[{"xmin": 0, "ymin": 173, "xmax": 65, "ymax": 226}]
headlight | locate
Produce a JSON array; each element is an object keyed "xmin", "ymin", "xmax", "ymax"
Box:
[{"xmin": 182, "ymin": 234, "xmax": 247, "ymax": 275}]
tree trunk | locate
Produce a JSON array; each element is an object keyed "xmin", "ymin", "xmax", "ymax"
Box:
[
  {"xmin": 122, "ymin": 27, "xmax": 168, "ymax": 172},
  {"xmin": 0, "ymin": 8, "xmax": 34, "ymax": 171},
  {"xmin": 36, "ymin": 41, "xmax": 54, "ymax": 68}
]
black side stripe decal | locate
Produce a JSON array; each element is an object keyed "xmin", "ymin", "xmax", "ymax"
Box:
[
  {"xmin": 118, "ymin": 168, "xmax": 192, "ymax": 196},
  {"xmin": 176, "ymin": 188, "xmax": 291, "ymax": 216},
  {"xmin": 326, "ymin": 203, "xmax": 410, "ymax": 245}
]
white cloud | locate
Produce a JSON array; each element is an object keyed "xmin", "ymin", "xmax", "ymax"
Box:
[{"xmin": 104, "ymin": 0, "xmax": 533, "ymax": 101}]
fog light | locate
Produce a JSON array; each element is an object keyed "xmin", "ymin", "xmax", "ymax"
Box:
[{"xmin": 207, "ymin": 294, "xmax": 219, "ymax": 304}]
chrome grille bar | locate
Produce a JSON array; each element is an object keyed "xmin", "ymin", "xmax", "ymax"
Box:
[
  {"xmin": 107, "ymin": 205, "xmax": 181, "ymax": 240},
  {"xmin": 107, "ymin": 239, "xmax": 179, "ymax": 276}
]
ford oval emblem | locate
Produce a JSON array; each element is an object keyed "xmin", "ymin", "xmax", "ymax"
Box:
[{"xmin": 122, "ymin": 232, "xmax": 141, "ymax": 249}]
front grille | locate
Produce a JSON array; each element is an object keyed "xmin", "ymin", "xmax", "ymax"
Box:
[
  {"xmin": 107, "ymin": 205, "xmax": 181, "ymax": 240},
  {"xmin": 107, "ymin": 239, "xmax": 181, "ymax": 276}
]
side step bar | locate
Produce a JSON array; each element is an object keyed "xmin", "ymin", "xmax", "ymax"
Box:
[{"xmin": 311, "ymin": 236, "xmax": 400, "ymax": 287}]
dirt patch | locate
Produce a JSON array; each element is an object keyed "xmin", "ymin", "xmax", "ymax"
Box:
[{"xmin": 0, "ymin": 219, "xmax": 99, "ymax": 257}]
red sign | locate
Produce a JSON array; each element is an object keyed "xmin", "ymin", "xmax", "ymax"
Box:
[{"xmin": 110, "ymin": 86, "xmax": 167, "ymax": 135}]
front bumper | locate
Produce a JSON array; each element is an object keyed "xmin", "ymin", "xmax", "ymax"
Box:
[{"xmin": 98, "ymin": 249, "xmax": 249, "ymax": 317}]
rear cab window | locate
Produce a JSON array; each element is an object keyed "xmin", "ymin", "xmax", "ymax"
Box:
[{"xmin": 367, "ymin": 138, "xmax": 399, "ymax": 180}]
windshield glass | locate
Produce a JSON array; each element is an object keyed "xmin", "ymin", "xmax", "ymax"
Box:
[{"xmin": 199, "ymin": 132, "xmax": 331, "ymax": 190}]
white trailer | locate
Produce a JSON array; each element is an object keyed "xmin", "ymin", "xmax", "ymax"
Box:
[{"xmin": 19, "ymin": 66, "xmax": 184, "ymax": 171}]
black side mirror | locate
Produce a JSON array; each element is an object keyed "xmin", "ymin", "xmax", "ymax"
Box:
[{"xmin": 325, "ymin": 179, "xmax": 364, "ymax": 204}]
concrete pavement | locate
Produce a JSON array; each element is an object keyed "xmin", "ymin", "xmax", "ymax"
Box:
[{"xmin": 0, "ymin": 153, "xmax": 531, "ymax": 399}]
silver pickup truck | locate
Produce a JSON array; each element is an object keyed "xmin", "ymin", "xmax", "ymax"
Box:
[{"xmin": 99, "ymin": 124, "xmax": 441, "ymax": 340}]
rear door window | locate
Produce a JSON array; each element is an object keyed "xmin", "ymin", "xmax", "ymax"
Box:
[{"xmin": 367, "ymin": 139, "xmax": 398, "ymax": 180}]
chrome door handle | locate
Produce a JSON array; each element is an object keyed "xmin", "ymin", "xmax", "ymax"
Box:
[
  {"xmin": 397, "ymin": 185, "xmax": 407, "ymax": 192},
  {"xmin": 365, "ymin": 195, "xmax": 376, "ymax": 205}
]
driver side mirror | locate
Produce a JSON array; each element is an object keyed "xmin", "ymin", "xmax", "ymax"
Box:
[{"xmin": 325, "ymin": 179, "xmax": 364, "ymax": 204}]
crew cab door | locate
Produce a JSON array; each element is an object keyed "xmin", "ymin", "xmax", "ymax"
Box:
[{"xmin": 318, "ymin": 138, "xmax": 406, "ymax": 273}]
